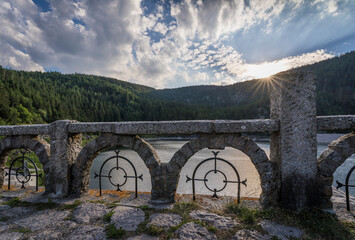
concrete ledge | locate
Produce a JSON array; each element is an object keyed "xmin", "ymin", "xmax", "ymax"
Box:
[
  {"xmin": 0, "ymin": 124, "xmax": 50, "ymax": 136},
  {"xmin": 317, "ymin": 115, "xmax": 355, "ymax": 131},
  {"xmin": 68, "ymin": 119, "xmax": 279, "ymax": 134},
  {"xmin": 1, "ymin": 116, "xmax": 353, "ymax": 136}
]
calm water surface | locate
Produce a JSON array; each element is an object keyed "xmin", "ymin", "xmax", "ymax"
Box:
[{"xmin": 89, "ymin": 135, "xmax": 355, "ymax": 198}]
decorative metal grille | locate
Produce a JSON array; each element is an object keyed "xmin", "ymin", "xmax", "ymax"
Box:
[
  {"xmin": 6, "ymin": 151, "xmax": 42, "ymax": 191},
  {"xmin": 186, "ymin": 151, "xmax": 247, "ymax": 203},
  {"xmin": 336, "ymin": 165, "xmax": 355, "ymax": 212},
  {"xmin": 94, "ymin": 150, "xmax": 143, "ymax": 197}
]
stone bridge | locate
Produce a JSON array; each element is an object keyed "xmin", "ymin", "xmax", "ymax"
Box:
[{"xmin": 0, "ymin": 71, "xmax": 354, "ymax": 210}]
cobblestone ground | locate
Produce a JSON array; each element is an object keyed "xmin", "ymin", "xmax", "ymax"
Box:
[{"xmin": 0, "ymin": 186, "xmax": 353, "ymax": 239}]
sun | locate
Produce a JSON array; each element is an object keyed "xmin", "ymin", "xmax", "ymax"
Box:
[{"xmin": 246, "ymin": 61, "xmax": 287, "ymax": 79}]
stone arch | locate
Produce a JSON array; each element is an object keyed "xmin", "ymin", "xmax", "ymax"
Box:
[
  {"xmin": 166, "ymin": 133, "xmax": 278, "ymax": 207},
  {"xmin": 71, "ymin": 133, "xmax": 161, "ymax": 199},
  {"xmin": 0, "ymin": 135, "xmax": 50, "ymax": 190},
  {"xmin": 317, "ymin": 132, "xmax": 355, "ymax": 208}
]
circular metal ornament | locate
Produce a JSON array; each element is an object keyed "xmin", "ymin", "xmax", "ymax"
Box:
[
  {"xmin": 203, "ymin": 169, "xmax": 228, "ymax": 193},
  {"xmin": 108, "ymin": 167, "xmax": 128, "ymax": 187},
  {"xmin": 15, "ymin": 166, "xmax": 31, "ymax": 184}
]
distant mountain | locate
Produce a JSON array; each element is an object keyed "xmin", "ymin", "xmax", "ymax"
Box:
[
  {"xmin": 146, "ymin": 51, "xmax": 355, "ymax": 116},
  {"xmin": 0, "ymin": 51, "xmax": 354, "ymax": 125}
]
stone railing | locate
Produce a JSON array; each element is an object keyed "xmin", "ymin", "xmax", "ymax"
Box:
[{"xmin": 0, "ymin": 70, "xmax": 354, "ymax": 210}]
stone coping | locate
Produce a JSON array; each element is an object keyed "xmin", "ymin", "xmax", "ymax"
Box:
[
  {"xmin": 0, "ymin": 115, "xmax": 353, "ymax": 136},
  {"xmin": 68, "ymin": 119, "xmax": 280, "ymax": 134}
]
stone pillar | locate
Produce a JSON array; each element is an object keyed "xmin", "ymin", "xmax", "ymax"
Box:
[
  {"xmin": 270, "ymin": 70, "xmax": 318, "ymax": 209},
  {"xmin": 49, "ymin": 120, "xmax": 82, "ymax": 197},
  {"xmin": 0, "ymin": 156, "xmax": 8, "ymax": 187}
]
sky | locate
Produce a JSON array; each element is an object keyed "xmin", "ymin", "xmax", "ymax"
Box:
[{"xmin": 0, "ymin": 0, "xmax": 355, "ymax": 89}]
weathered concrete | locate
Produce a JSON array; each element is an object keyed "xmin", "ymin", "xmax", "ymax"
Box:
[
  {"xmin": 68, "ymin": 119, "xmax": 279, "ymax": 135},
  {"xmin": 189, "ymin": 210, "xmax": 238, "ymax": 229},
  {"xmin": 16, "ymin": 210, "xmax": 70, "ymax": 231},
  {"xmin": 232, "ymin": 229, "xmax": 269, "ymax": 240},
  {"xmin": 317, "ymin": 132, "xmax": 355, "ymax": 208},
  {"xmin": 167, "ymin": 133, "xmax": 277, "ymax": 207},
  {"xmin": 260, "ymin": 220, "xmax": 304, "ymax": 240},
  {"xmin": 0, "ymin": 135, "xmax": 50, "ymax": 190},
  {"xmin": 0, "ymin": 124, "xmax": 50, "ymax": 136},
  {"xmin": 110, "ymin": 206, "xmax": 145, "ymax": 231},
  {"xmin": 73, "ymin": 202, "xmax": 108, "ymax": 224},
  {"xmin": 317, "ymin": 115, "xmax": 355, "ymax": 131},
  {"xmin": 148, "ymin": 213, "xmax": 182, "ymax": 229},
  {"xmin": 270, "ymin": 70, "xmax": 318, "ymax": 209},
  {"xmin": 176, "ymin": 222, "xmax": 217, "ymax": 240},
  {"xmin": 49, "ymin": 120, "xmax": 82, "ymax": 197}
]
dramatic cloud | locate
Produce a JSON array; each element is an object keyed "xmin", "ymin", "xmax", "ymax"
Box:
[{"xmin": 0, "ymin": 0, "xmax": 354, "ymax": 88}]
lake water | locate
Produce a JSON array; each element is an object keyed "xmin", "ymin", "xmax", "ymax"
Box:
[{"xmin": 89, "ymin": 134, "xmax": 355, "ymax": 198}]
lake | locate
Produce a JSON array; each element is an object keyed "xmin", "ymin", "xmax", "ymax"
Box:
[{"xmin": 89, "ymin": 134, "xmax": 355, "ymax": 198}]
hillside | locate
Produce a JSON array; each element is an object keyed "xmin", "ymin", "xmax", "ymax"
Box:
[
  {"xmin": 0, "ymin": 51, "xmax": 354, "ymax": 125},
  {"xmin": 147, "ymin": 51, "xmax": 355, "ymax": 116}
]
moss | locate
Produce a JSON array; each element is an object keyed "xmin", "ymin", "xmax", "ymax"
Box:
[
  {"xmin": 225, "ymin": 202, "xmax": 355, "ymax": 240},
  {"xmin": 34, "ymin": 199, "xmax": 58, "ymax": 210},
  {"xmin": 172, "ymin": 201, "xmax": 200, "ymax": 220},
  {"xmin": 105, "ymin": 224, "xmax": 126, "ymax": 239},
  {"xmin": 60, "ymin": 199, "xmax": 81, "ymax": 210},
  {"xmin": 0, "ymin": 216, "xmax": 9, "ymax": 222},
  {"xmin": 146, "ymin": 225, "xmax": 164, "ymax": 236},
  {"xmin": 104, "ymin": 211, "xmax": 114, "ymax": 223},
  {"xmin": 13, "ymin": 227, "xmax": 31, "ymax": 234},
  {"xmin": 224, "ymin": 202, "xmax": 259, "ymax": 225}
]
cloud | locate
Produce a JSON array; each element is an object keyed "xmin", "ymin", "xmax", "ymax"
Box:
[
  {"xmin": 0, "ymin": 0, "xmax": 354, "ymax": 89},
  {"xmin": 0, "ymin": 41, "xmax": 44, "ymax": 71}
]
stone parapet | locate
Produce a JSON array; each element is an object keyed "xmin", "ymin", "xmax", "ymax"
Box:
[
  {"xmin": 317, "ymin": 115, "xmax": 355, "ymax": 131},
  {"xmin": 68, "ymin": 119, "xmax": 279, "ymax": 135},
  {"xmin": 0, "ymin": 124, "xmax": 50, "ymax": 136}
]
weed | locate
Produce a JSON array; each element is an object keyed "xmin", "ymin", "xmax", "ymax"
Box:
[
  {"xmin": 260, "ymin": 207, "xmax": 355, "ymax": 240},
  {"xmin": 104, "ymin": 211, "xmax": 114, "ymax": 223},
  {"xmin": 172, "ymin": 202, "xmax": 200, "ymax": 219},
  {"xmin": 0, "ymin": 216, "xmax": 9, "ymax": 222},
  {"xmin": 35, "ymin": 199, "xmax": 58, "ymax": 210},
  {"xmin": 14, "ymin": 227, "xmax": 31, "ymax": 234},
  {"xmin": 146, "ymin": 225, "xmax": 164, "ymax": 236},
  {"xmin": 193, "ymin": 219, "xmax": 207, "ymax": 227},
  {"xmin": 107, "ymin": 202, "xmax": 118, "ymax": 209},
  {"xmin": 105, "ymin": 224, "xmax": 126, "ymax": 239},
  {"xmin": 90, "ymin": 199, "xmax": 105, "ymax": 204},
  {"xmin": 224, "ymin": 202, "xmax": 258, "ymax": 225},
  {"xmin": 139, "ymin": 205, "xmax": 154, "ymax": 211},
  {"xmin": 4, "ymin": 197, "xmax": 26, "ymax": 207},
  {"xmin": 207, "ymin": 225, "xmax": 217, "ymax": 233},
  {"xmin": 60, "ymin": 200, "xmax": 82, "ymax": 210}
]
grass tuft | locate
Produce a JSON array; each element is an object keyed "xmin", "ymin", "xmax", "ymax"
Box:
[
  {"xmin": 224, "ymin": 202, "xmax": 259, "ymax": 225},
  {"xmin": 60, "ymin": 199, "xmax": 82, "ymax": 210},
  {"xmin": 0, "ymin": 216, "xmax": 9, "ymax": 222},
  {"xmin": 105, "ymin": 224, "xmax": 126, "ymax": 239},
  {"xmin": 104, "ymin": 211, "xmax": 114, "ymax": 223},
  {"xmin": 14, "ymin": 227, "xmax": 32, "ymax": 234},
  {"xmin": 172, "ymin": 201, "xmax": 200, "ymax": 219},
  {"xmin": 146, "ymin": 225, "xmax": 164, "ymax": 236}
]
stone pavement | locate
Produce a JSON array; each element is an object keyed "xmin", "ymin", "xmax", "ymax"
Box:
[{"xmin": 0, "ymin": 186, "xmax": 353, "ymax": 239}]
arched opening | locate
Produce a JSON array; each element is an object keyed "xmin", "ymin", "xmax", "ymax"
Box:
[
  {"xmin": 166, "ymin": 134, "xmax": 277, "ymax": 207},
  {"xmin": 0, "ymin": 136, "xmax": 50, "ymax": 193},
  {"xmin": 318, "ymin": 132, "xmax": 355, "ymax": 212},
  {"xmin": 71, "ymin": 133, "xmax": 161, "ymax": 200}
]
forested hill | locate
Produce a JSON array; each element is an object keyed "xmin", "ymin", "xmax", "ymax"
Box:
[
  {"xmin": 0, "ymin": 70, "xmax": 154, "ymax": 124},
  {"xmin": 0, "ymin": 51, "xmax": 354, "ymax": 125},
  {"xmin": 147, "ymin": 51, "xmax": 355, "ymax": 115}
]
